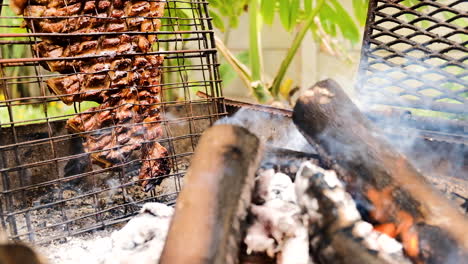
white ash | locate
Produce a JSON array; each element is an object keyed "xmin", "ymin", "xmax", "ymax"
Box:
[
  {"xmin": 9, "ymin": 173, "xmax": 179, "ymax": 245},
  {"xmin": 40, "ymin": 230, "xmax": 114, "ymax": 264},
  {"xmin": 254, "ymin": 169, "xmax": 296, "ymax": 204},
  {"xmin": 244, "ymin": 170, "xmax": 311, "ymax": 264},
  {"xmin": 352, "ymin": 221, "xmax": 404, "ymax": 254},
  {"xmin": 296, "ymin": 162, "xmax": 361, "ymax": 232},
  {"xmin": 39, "ymin": 203, "xmax": 173, "ymax": 264}
]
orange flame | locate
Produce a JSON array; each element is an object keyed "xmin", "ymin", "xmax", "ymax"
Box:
[
  {"xmin": 374, "ymin": 223, "xmax": 397, "ymax": 238},
  {"xmin": 367, "ymin": 187, "xmax": 420, "ymax": 260},
  {"xmin": 401, "ymin": 228, "xmax": 419, "ymax": 259}
]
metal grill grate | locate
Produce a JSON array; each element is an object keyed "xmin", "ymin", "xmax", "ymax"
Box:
[
  {"xmin": 358, "ymin": 0, "xmax": 467, "ymax": 120},
  {"xmin": 0, "ymin": 0, "xmax": 226, "ymax": 245}
]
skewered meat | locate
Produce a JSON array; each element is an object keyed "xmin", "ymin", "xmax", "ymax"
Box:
[
  {"xmin": 20, "ymin": 1, "xmax": 164, "ymax": 34},
  {"xmin": 66, "ymin": 82, "xmax": 170, "ymax": 189},
  {"xmin": 19, "ymin": 0, "xmax": 165, "ymax": 100},
  {"xmin": 13, "ymin": 0, "xmax": 170, "ymax": 191},
  {"xmin": 67, "ymin": 85, "xmax": 162, "ymax": 132},
  {"xmin": 46, "ymin": 55, "xmax": 162, "ymax": 104},
  {"xmin": 140, "ymin": 142, "xmax": 171, "ymax": 191}
]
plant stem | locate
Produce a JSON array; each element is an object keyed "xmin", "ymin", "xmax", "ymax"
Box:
[
  {"xmin": 270, "ymin": 0, "xmax": 325, "ymax": 97},
  {"xmin": 223, "ymin": 21, "xmax": 231, "ymax": 44},
  {"xmin": 214, "ymin": 36, "xmax": 252, "ymax": 89},
  {"xmin": 249, "ymin": 0, "xmax": 272, "ymax": 103},
  {"xmin": 249, "ymin": 0, "xmax": 262, "ymax": 82}
]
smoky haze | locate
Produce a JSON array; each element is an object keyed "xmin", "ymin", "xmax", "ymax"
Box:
[{"xmin": 215, "ymin": 108, "xmax": 315, "ymax": 154}]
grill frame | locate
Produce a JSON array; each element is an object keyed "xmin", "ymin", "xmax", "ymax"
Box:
[
  {"xmin": 0, "ymin": 0, "xmax": 226, "ymax": 245},
  {"xmin": 357, "ymin": 0, "xmax": 467, "ymax": 142}
]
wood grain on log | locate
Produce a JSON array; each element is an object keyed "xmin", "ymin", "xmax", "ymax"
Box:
[
  {"xmin": 159, "ymin": 125, "xmax": 263, "ymax": 264},
  {"xmin": 292, "ymin": 79, "xmax": 468, "ymax": 261}
]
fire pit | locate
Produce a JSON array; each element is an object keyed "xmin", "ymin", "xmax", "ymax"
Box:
[
  {"xmin": 160, "ymin": 80, "xmax": 467, "ymax": 264},
  {"xmin": 0, "ymin": 0, "xmax": 466, "ymax": 263}
]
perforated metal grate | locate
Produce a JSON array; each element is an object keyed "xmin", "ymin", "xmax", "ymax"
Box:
[{"xmin": 358, "ymin": 0, "xmax": 467, "ymax": 118}]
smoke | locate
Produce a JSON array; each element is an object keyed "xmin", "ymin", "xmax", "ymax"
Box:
[
  {"xmin": 215, "ymin": 108, "xmax": 314, "ymax": 153},
  {"xmin": 211, "ymin": 94, "xmax": 466, "ymax": 183},
  {"xmin": 106, "ymin": 178, "xmax": 121, "ymax": 202},
  {"xmin": 351, "ymin": 77, "xmax": 467, "ymax": 182}
]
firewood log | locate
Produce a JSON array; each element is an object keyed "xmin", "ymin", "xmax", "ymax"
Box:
[
  {"xmin": 159, "ymin": 125, "xmax": 263, "ymax": 264},
  {"xmin": 292, "ymin": 79, "xmax": 468, "ymax": 262},
  {"xmin": 0, "ymin": 230, "xmax": 46, "ymax": 264},
  {"xmin": 295, "ymin": 161, "xmax": 411, "ymax": 264}
]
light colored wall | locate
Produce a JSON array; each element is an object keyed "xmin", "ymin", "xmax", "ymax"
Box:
[{"xmin": 214, "ymin": 1, "xmax": 363, "ymax": 102}]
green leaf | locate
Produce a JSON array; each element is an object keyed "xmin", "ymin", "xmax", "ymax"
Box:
[
  {"xmin": 353, "ymin": 0, "xmax": 368, "ymax": 26},
  {"xmin": 319, "ymin": 3, "xmax": 338, "ymax": 37},
  {"xmin": 279, "ymin": 0, "xmax": 291, "ymax": 31},
  {"xmin": 209, "ymin": 10, "xmax": 225, "ymax": 32},
  {"xmin": 215, "ymin": 36, "xmax": 253, "ymax": 89},
  {"xmin": 290, "ymin": 0, "xmax": 300, "ymax": 29},
  {"xmin": 329, "ymin": 0, "xmax": 361, "ymax": 44},
  {"xmin": 219, "ymin": 51, "xmax": 251, "ymax": 86},
  {"xmin": 271, "ymin": 0, "xmax": 325, "ymax": 97},
  {"xmin": 261, "ymin": 0, "xmax": 276, "ymax": 25},
  {"xmin": 229, "ymin": 16, "xmax": 240, "ymax": 28},
  {"xmin": 304, "ymin": 0, "xmax": 312, "ymax": 14},
  {"xmin": 401, "ymin": 0, "xmax": 420, "ymax": 7}
]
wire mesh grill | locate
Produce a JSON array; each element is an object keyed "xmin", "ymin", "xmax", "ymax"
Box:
[
  {"xmin": 0, "ymin": 0, "xmax": 225, "ymax": 245},
  {"xmin": 358, "ymin": 0, "xmax": 467, "ymax": 120}
]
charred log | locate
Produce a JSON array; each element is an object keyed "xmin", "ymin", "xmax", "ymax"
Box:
[
  {"xmin": 292, "ymin": 79, "xmax": 468, "ymax": 262},
  {"xmin": 160, "ymin": 125, "xmax": 263, "ymax": 264},
  {"xmin": 295, "ymin": 162, "xmax": 411, "ymax": 264}
]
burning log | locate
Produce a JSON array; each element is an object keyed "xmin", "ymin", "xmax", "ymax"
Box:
[
  {"xmin": 295, "ymin": 161, "xmax": 411, "ymax": 264},
  {"xmin": 293, "ymin": 79, "xmax": 468, "ymax": 262},
  {"xmin": 160, "ymin": 125, "xmax": 263, "ymax": 264}
]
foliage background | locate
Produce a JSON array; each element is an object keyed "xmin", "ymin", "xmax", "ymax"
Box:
[{"xmin": 211, "ymin": 0, "xmax": 368, "ymax": 104}]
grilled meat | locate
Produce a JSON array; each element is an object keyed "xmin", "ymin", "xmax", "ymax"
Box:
[
  {"xmin": 66, "ymin": 83, "xmax": 170, "ymax": 188},
  {"xmin": 20, "ymin": 0, "xmax": 165, "ymax": 101},
  {"xmin": 46, "ymin": 55, "xmax": 162, "ymax": 104},
  {"xmin": 140, "ymin": 142, "xmax": 171, "ymax": 192},
  {"xmin": 14, "ymin": 0, "xmax": 169, "ymax": 191}
]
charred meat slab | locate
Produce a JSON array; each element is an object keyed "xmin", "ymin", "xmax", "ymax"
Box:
[
  {"xmin": 15, "ymin": 0, "xmax": 165, "ymax": 101},
  {"xmin": 13, "ymin": 0, "xmax": 170, "ymax": 191}
]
